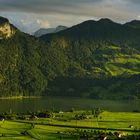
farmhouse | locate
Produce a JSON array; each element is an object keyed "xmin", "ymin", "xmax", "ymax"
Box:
[
  {"xmin": 129, "ymin": 125, "xmax": 134, "ymax": 128},
  {"xmin": 114, "ymin": 132, "xmax": 123, "ymax": 138},
  {"xmin": 99, "ymin": 133, "xmax": 107, "ymax": 140}
]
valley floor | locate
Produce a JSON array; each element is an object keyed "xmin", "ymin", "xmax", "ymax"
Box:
[{"xmin": 0, "ymin": 111, "xmax": 140, "ymax": 140}]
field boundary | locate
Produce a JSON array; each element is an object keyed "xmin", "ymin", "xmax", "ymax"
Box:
[{"xmin": 12, "ymin": 120, "xmax": 140, "ymax": 133}]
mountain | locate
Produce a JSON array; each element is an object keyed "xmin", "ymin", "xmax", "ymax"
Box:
[
  {"xmin": 124, "ymin": 20, "xmax": 140, "ymax": 29},
  {"xmin": 41, "ymin": 18, "xmax": 140, "ymax": 49},
  {"xmin": 40, "ymin": 18, "xmax": 140, "ymax": 99},
  {"xmin": 0, "ymin": 17, "xmax": 140, "ymax": 99},
  {"xmin": 0, "ymin": 17, "xmax": 48, "ymax": 97},
  {"xmin": 55, "ymin": 25, "xmax": 68, "ymax": 32},
  {"xmin": 34, "ymin": 25, "xmax": 67, "ymax": 37}
]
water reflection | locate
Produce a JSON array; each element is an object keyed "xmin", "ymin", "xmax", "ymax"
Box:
[{"xmin": 0, "ymin": 97, "xmax": 139, "ymax": 113}]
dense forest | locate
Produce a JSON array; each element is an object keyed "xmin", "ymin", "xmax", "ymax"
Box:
[{"xmin": 0, "ymin": 17, "xmax": 140, "ymax": 99}]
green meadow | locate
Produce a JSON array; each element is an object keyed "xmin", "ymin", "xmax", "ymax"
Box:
[{"xmin": 0, "ymin": 111, "xmax": 140, "ymax": 139}]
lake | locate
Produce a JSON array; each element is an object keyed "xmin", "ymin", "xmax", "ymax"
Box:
[{"xmin": 0, "ymin": 97, "xmax": 139, "ymax": 113}]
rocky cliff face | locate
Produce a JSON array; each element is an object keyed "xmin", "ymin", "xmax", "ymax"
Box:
[{"xmin": 0, "ymin": 17, "xmax": 15, "ymax": 39}]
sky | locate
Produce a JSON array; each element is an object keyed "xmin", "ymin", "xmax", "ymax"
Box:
[{"xmin": 0, "ymin": 0, "xmax": 140, "ymax": 34}]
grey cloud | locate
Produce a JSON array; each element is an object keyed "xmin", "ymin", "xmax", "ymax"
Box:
[
  {"xmin": 0, "ymin": 0, "xmax": 139, "ymax": 19},
  {"xmin": 126, "ymin": 0, "xmax": 140, "ymax": 3},
  {"xmin": 0, "ymin": 0, "xmax": 140, "ymax": 33},
  {"xmin": 0, "ymin": 0, "xmax": 103, "ymax": 14}
]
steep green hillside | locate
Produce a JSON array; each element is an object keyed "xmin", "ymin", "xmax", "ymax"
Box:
[
  {"xmin": 43, "ymin": 41, "xmax": 140, "ymax": 99},
  {"xmin": 0, "ymin": 32, "xmax": 47, "ymax": 97},
  {"xmin": 0, "ymin": 17, "xmax": 140, "ymax": 99}
]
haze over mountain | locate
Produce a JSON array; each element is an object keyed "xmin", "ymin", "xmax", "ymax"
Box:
[
  {"xmin": 0, "ymin": 16, "xmax": 140, "ymax": 99},
  {"xmin": 34, "ymin": 25, "xmax": 67, "ymax": 37}
]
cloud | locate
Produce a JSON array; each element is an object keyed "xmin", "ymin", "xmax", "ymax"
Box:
[
  {"xmin": 0, "ymin": 12, "xmax": 50, "ymax": 33},
  {"xmin": 37, "ymin": 19, "xmax": 50, "ymax": 28},
  {"xmin": 137, "ymin": 15, "xmax": 140, "ymax": 19},
  {"xmin": 126, "ymin": 0, "xmax": 140, "ymax": 3},
  {"xmin": 0, "ymin": 0, "xmax": 139, "ymax": 20},
  {"xmin": 0, "ymin": 0, "xmax": 104, "ymax": 20},
  {"xmin": 0, "ymin": 0, "xmax": 140, "ymax": 33},
  {"xmin": 0, "ymin": 0, "xmax": 102, "ymax": 14}
]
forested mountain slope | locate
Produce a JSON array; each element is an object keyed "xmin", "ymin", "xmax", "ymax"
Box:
[{"xmin": 0, "ymin": 17, "xmax": 140, "ymax": 99}]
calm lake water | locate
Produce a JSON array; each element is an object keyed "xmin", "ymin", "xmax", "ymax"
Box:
[{"xmin": 0, "ymin": 97, "xmax": 139, "ymax": 113}]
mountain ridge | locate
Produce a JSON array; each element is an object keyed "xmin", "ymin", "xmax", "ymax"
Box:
[
  {"xmin": 124, "ymin": 20, "xmax": 140, "ymax": 29},
  {"xmin": 0, "ymin": 16, "xmax": 140, "ymax": 99},
  {"xmin": 41, "ymin": 18, "xmax": 140, "ymax": 37}
]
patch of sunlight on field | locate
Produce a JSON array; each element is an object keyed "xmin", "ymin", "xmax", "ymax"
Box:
[
  {"xmin": 98, "ymin": 122, "xmax": 140, "ymax": 129},
  {"xmin": 133, "ymin": 54, "xmax": 140, "ymax": 59},
  {"xmin": 0, "ymin": 136, "xmax": 34, "ymax": 140},
  {"xmin": 108, "ymin": 46, "xmax": 121, "ymax": 50},
  {"xmin": 101, "ymin": 112, "xmax": 140, "ymax": 121},
  {"xmin": 0, "ymin": 111, "xmax": 140, "ymax": 139},
  {"xmin": 28, "ymin": 126, "xmax": 76, "ymax": 140},
  {"xmin": 0, "ymin": 127, "xmax": 19, "ymax": 135},
  {"xmin": 113, "ymin": 57, "xmax": 140, "ymax": 64},
  {"xmin": 50, "ymin": 119, "xmax": 98, "ymax": 127},
  {"xmin": 105, "ymin": 63, "xmax": 140, "ymax": 76},
  {"xmin": 1, "ymin": 121, "xmax": 31, "ymax": 131},
  {"xmin": 0, "ymin": 121, "xmax": 33, "ymax": 140}
]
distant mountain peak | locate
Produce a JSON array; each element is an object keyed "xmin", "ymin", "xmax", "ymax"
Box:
[
  {"xmin": 128, "ymin": 20, "xmax": 140, "ymax": 23},
  {"xmin": 98, "ymin": 18, "xmax": 117, "ymax": 24},
  {"xmin": 99, "ymin": 18, "xmax": 113, "ymax": 21},
  {"xmin": 34, "ymin": 25, "xmax": 68, "ymax": 37},
  {"xmin": 56, "ymin": 25, "xmax": 67, "ymax": 28}
]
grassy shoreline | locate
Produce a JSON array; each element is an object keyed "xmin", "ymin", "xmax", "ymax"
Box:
[{"xmin": 0, "ymin": 96, "xmax": 42, "ymax": 100}]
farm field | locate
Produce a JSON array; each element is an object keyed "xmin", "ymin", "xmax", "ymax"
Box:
[{"xmin": 0, "ymin": 111, "xmax": 140, "ymax": 139}]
